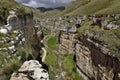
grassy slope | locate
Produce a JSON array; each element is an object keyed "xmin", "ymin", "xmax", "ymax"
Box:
[
  {"xmin": 0, "ymin": 0, "xmax": 31, "ymax": 14},
  {"xmin": 78, "ymin": 20, "xmax": 120, "ymax": 57},
  {"xmin": 57, "ymin": 0, "xmax": 120, "ymax": 16},
  {"xmin": 47, "ymin": 37, "xmax": 57, "ymax": 50},
  {"xmin": 62, "ymin": 54, "xmax": 83, "ymax": 80},
  {"xmin": 0, "ymin": 0, "xmax": 42, "ymax": 20},
  {"xmin": 41, "ymin": 10, "xmax": 61, "ymax": 19}
]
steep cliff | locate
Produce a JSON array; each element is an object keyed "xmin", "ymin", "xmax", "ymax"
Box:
[
  {"xmin": 58, "ymin": 30, "xmax": 120, "ymax": 80},
  {"xmin": 56, "ymin": 14, "xmax": 120, "ymax": 80},
  {"xmin": 58, "ymin": 31, "xmax": 76, "ymax": 54},
  {"xmin": 5, "ymin": 10, "xmax": 34, "ymax": 46},
  {"xmin": 75, "ymin": 36, "xmax": 120, "ymax": 80}
]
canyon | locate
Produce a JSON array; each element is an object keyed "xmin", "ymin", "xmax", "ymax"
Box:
[
  {"xmin": 3, "ymin": 12, "xmax": 120, "ymax": 80},
  {"xmin": 33, "ymin": 14, "xmax": 120, "ymax": 80},
  {"xmin": 0, "ymin": 0, "xmax": 120, "ymax": 80}
]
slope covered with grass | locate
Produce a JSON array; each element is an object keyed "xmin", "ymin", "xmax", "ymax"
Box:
[
  {"xmin": 58, "ymin": 0, "xmax": 120, "ymax": 16},
  {"xmin": 0, "ymin": 0, "xmax": 43, "ymax": 25}
]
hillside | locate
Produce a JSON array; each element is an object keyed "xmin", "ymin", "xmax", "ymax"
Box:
[
  {"xmin": 0, "ymin": 0, "xmax": 33, "ymax": 15},
  {"xmin": 57, "ymin": 0, "xmax": 120, "ymax": 16},
  {"xmin": 0, "ymin": 0, "xmax": 42, "ymax": 25},
  {"xmin": 0, "ymin": 1, "xmax": 42, "ymax": 79}
]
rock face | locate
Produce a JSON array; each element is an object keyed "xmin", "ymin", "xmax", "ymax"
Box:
[
  {"xmin": 58, "ymin": 30, "xmax": 120, "ymax": 80},
  {"xmin": 58, "ymin": 31, "xmax": 76, "ymax": 54},
  {"xmin": 7, "ymin": 10, "xmax": 18, "ymax": 30},
  {"xmin": 10, "ymin": 60, "xmax": 49, "ymax": 80},
  {"xmin": 75, "ymin": 37, "xmax": 120, "ymax": 80},
  {"xmin": 5, "ymin": 10, "xmax": 34, "ymax": 45}
]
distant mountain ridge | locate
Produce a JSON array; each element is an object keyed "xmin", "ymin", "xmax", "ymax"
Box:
[{"xmin": 37, "ymin": 7, "xmax": 65, "ymax": 12}]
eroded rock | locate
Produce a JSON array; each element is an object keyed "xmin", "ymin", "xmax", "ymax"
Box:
[{"xmin": 10, "ymin": 60, "xmax": 49, "ymax": 80}]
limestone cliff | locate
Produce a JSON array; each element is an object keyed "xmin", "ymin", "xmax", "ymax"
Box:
[
  {"xmin": 6, "ymin": 10, "xmax": 34, "ymax": 46},
  {"xmin": 75, "ymin": 36, "xmax": 120, "ymax": 80},
  {"xmin": 58, "ymin": 31, "xmax": 120, "ymax": 80},
  {"xmin": 58, "ymin": 31, "xmax": 76, "ymax": 54}
]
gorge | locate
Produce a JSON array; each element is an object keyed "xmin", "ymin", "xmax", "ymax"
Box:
[{"xmin": 0, "ymin": 0, "xmax": 120, "ymax": 80}]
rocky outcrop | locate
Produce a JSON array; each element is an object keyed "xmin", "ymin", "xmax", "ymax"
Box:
[
  {"xmin": 5, "ymin": 10, "xmax": 34, "ymax": 45},
  {"xmin": 10, "ymin": 60, "xmax": 49, "ymax": 80},
  {"xmin": 58, "ymin": 31, "xmax": 76, "ymax": 54},
  {"xmin": 58, "ymin": 26, "xmax": 120, "ymax": 79},
  {"xmin": 6, "ymin": 10, "xmax": 18, "ymax": 30},
  {"xmin": 74, "ymin": 36, "xmax": 120, "ymax": 80}
]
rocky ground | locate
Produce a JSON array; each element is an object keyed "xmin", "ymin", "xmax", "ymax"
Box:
[{"xmin": 10, "ymin": 60, "xmax": 49, "ymax": 80}]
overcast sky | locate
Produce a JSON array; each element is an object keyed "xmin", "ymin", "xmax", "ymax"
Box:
[{"xmin": 15, "ymin": 0, "xmax": 75, "ymax": 8}]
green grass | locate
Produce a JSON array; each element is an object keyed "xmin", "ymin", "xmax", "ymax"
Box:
[
  {"xmin": 62, "ymin": 54, "xmax": 83, "ymax": 80},
  {"xmin": 45, "ymin": 52, "xmax": 58, "ymax": 66},
  {"xmin": 45, "ymin": 52, "xmax": 83, "ymax": 80},
  {"xmin": 57, "ymin": 0, "xmax": 120, "ymax": 16},
  {"xmin": 45, "ymin": 52, "xmax": 58, "ymax": 80},
  {"xmin": 97, "ymin": 30, "xmax": 120, "ymax": 56},
  {"xmin": 47, "ymin": 37, "xmax": 57, "ymax": 49},
  {"xmin": 0, "ymin": 33, "xmax": 5, "ymax": 39},
  {"xmin": 41, "ymin": 10, "xmax": 61, "ymax": 19},
  {"xmin": 0, "ymin": 44, "xmax": 30, "ymax": 80},
  {"xmin": 2, "ymin": 59, "xmax": 22, "ymax": 80},
  {"xmin": 0, "ymin": 0, "xmax": 43, "ymax": 24}
]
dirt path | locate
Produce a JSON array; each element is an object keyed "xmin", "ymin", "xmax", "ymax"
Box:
[{"xmin": 41, "ymin": 47, "xmax": 47, "ymax": 62}]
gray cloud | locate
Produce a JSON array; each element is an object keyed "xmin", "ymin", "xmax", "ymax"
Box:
[{"xmin": 15, "ymin": 0, "xmax": 75, "ymax": 8}]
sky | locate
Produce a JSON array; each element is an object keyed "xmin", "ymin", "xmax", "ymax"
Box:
[{"xmin": 15, "ymin": 0, "xmax": 75, "ymax": 8}]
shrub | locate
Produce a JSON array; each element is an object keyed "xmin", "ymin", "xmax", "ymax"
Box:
[{"xmin": 2, "ymin": 59, "xmax": 22, "ymax": 80}]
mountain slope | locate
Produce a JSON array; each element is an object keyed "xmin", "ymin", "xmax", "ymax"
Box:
[
  {"xmin": 0, "ymin": 0, "xmax": 43, "ymax": 25},
  {"xmin": 57, "ymin": 0, "xmax": 120, "ymax": 16}
]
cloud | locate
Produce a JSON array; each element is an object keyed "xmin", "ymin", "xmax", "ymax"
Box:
[{"xmin": 15, "ymin": 0, "xmax": 75, "ymax": 8}]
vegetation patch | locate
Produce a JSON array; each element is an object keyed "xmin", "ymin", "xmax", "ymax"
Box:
[
  {"xmin": 2, "ymin": 59, "xmax": 22, "ymax": 80},
  {"xmin": 45, "ymin": 52, "xmax": 58, "ymax": 80},
  {"xmin": 57, "ymin": 0, "xmax": 120, "ymax": 16},
  {"xmin": 47, "ymin": 37, "xmax": 57, "ymax": 50},
  {"xmin": 62, "ymin": 54, "xmax": 83, "ymax": 80},
  {"xmin": 45, "ymin": 52, "xmax": 58, "ymax": 66},
  {"xmin": 78, "ymin": 20, "xmax": 120, "ymax": 57}
]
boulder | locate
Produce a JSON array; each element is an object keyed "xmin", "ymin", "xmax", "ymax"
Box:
[
  {"xmin": 10, "ymin": 60, "xmax": 49, "ymax": 80},
  {"xmin": 0, "ymin": 28, "xmax": 8, "ymax": 34},
  {"xmin": 4, "ymin": 24, "xmax": 12, "ymax": 31}
]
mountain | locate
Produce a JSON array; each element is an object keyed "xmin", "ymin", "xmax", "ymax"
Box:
[
  {"xmin": 57, "ymin": 0, "xmax": 120, "ymax": 16},
  {"xmin": 37, "ymin": 7, "xmax": 65, "ymax": 12}
]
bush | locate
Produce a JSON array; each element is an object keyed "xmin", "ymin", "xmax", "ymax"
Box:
[{"xmin": 2, "ymin": 59, "xmax": 22, "ymax": 80}]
